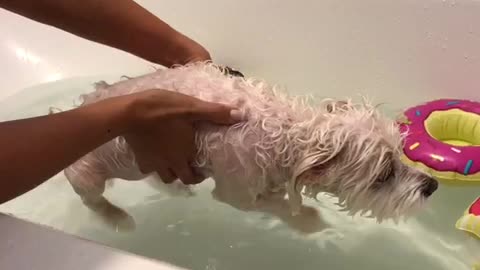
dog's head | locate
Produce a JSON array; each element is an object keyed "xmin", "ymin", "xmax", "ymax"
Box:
[{"xmin": 285, "ymin": 99, "xmax": 437, "ymax": 222}]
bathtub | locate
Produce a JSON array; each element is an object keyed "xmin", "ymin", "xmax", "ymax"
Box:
[{"xmin": 0, "ymin": 0, "xmax": 479, "ymax": 269}]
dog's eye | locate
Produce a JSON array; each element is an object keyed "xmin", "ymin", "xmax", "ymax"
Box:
[
  {"xmin": 311, "ymin": 164, "xmax": 324, "ymax": 173},
  {"xmin": 376, "ymin": 167, "xmax": 393, "ymax": 184},
  {"xmin": 373, "ymin": 152, "xmax": 394, "ymax": 186}
]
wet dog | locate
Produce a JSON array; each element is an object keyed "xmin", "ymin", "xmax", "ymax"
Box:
[{"xmin": 63, "ymin": 62, "xmax": 437, "ymax": 233}]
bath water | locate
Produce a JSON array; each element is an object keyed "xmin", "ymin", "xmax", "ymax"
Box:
[{"xmin": 0, "ymin": 76, "xmax": 478, "ymax": 270}]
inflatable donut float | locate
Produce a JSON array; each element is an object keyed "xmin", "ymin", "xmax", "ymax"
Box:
[
  {"xmin": 398, "ymin": 99, "xmax": 480, "ymax": 184},
  {"xmin": 456, "ymin": 197, "xmax": 480, "ymax": 270},
  {"xmin": 456, "ymin": 197, "xmax": 480, "ymax": 239}
]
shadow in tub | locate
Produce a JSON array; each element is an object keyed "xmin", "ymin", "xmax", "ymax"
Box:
[{"xmin": 66, "ymin": 187, "xmax": 467, "ymax": 270}]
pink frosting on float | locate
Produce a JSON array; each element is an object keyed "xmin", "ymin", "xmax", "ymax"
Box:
[
  {"xmin": 470, "ymin": 197, "xmax": 480, "ymax": 215},
  {"xmin": 400, "ymin": 99, "xmax": 480, "ymax": 175}
]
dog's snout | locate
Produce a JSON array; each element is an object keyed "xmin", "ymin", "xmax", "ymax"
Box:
[{"xmin": 422, "ymin": 178, "xmax": 438, "ymax": 197}]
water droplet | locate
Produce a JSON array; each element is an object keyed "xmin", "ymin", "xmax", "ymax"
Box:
[
  {"xmin": 180, "ymin": 231, "xmax": 191, "ymax": 236},
  {"xmin": 235, "ymin": 241, "xmax": 251, "ymax": 248}
]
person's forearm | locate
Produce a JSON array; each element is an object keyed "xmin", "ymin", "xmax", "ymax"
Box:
[
  {"xmin": 0, "ymin": 96, "xmax": 131, "ymax": 204},
  {"xmin": 0, "ymin": 0, "xmax": 201, "ymax": 66}
]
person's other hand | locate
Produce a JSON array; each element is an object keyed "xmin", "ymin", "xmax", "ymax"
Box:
[
  {"xmin": 122, "ymin": 89, "xmax": 242, "ymax": 185},
  {"xmin": 172, "ymin": 33, "xmax": 211, "ymax": 65}
]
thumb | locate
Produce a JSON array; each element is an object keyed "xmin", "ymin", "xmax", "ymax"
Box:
[{"xmin": 189, "ymin": 101, "xmax": 245, "ymax": 124}]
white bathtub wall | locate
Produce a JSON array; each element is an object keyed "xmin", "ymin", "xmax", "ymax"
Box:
[
  {"xmin": 0, "ymin": 7, "xmax": 151, "ymax": 101},
  {"xmin": 1, "ymin": 0, "xmax": 480, "ymax": 106},
  {"xmin": 0, "ymin": 213, "xmax": 186, "ymax": 270}
]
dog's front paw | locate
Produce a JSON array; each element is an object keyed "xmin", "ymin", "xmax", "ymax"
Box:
[
  {"xmin": 85, "ymin": 197, "xmax": 136, "ymax": 232},
  {"xmin": 285, "ymin": 206, "xmax": 328, "ymax": 234}
]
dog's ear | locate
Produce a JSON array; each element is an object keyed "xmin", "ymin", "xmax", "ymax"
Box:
[
  {"xmin": 285, "ymin": 150, "xmax": 338, "ymax": 216},
  {"xmin": 285, "ymin": 124, "xmax": 351, "ymax": 211}
]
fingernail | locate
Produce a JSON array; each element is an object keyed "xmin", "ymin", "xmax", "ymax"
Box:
[{"xmin": 230, "ymin": 109, "xmax": 245, "ymax": 122}]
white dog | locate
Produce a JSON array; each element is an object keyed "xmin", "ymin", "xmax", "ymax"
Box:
[{"xmin": 62, "ymin": 62, "xmax": 437, "ymax": 233}]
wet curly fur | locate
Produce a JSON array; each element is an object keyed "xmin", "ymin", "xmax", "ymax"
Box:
[{"xmin": 62, "ymin": 62, "xmax": 437, "ymax": 233}]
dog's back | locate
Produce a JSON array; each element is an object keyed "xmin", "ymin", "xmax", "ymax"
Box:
[{"xmin": 64, "ymin": 63, "xmax": 285, "ymax": 230}]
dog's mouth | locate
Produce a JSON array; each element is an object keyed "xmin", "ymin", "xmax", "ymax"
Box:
[
  {"xmin": 292, "ymin": 166, "xmax": 432, "ymax": 222},
  {"xmin": 329, "ymin": 181, "xmax": 430, "ymax": 222}
]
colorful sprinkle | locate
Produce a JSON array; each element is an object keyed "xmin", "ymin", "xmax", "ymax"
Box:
[
  {"xmin": 415, "ymin": 110, "xmax": 421, "ymax": 116},
  {"xmin": 430, "ymin": 154, "xmax": 445, "ymax": 162},
  {"xmin": 451, "ymin": 147, "xmax": 461, "ymax": 153},
  {"xmin": 464, "ymin": 160, "xmax": 474, "ymax": 175},
  {"xmin": 409, "ymin": 142, "xmax": 420, "ymax": 150},
  {"xmin": 446, "ymin": 101, "xmax": 460, "ymax": 106}
]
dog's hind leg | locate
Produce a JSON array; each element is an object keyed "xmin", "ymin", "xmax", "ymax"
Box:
[{"xmin": 64, "ymin": 160, "xmax": 135, "ymax": 232}]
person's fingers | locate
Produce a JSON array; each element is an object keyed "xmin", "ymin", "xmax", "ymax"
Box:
[
  {"xmin": 133, "ymin": 154, "xmax": 154, "ymax": 174},
  {"xmin": 156, "ymin": 166, "xmax": 177, "ymax": 184},
  {"xmin": 186, "ymin": 164, "xmax": 205, "ymax": 184},
  {"xmin": 190, "ymin": 172, "xmax": 205, "ymax": 184},
  {"xmin": 173, "ymin": 164, "xmax": 198, "ymax": 185},
  {"xmin": 189, "ymin": 101, "xmax": 245, "ymax": 124},
  {"xmin": 183, "ymin": 52, "xmax": 211, "ymax": 64}
]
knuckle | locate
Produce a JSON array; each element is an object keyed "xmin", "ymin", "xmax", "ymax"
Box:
[
  {"xmin": 160, "ymin": 173, "xmax": 176, "ymax": 183},
  {"xmin": 177, "ymin": 170, "xmax": 194, "ymax": 184}
]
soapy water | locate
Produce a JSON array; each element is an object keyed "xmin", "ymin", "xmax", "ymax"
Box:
[{"xmin": 0, "ymin": 77, "xmax": 478, "ymax": 270}]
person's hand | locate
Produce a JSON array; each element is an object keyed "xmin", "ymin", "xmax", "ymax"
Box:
[
  {"xmin": 0, "ymin": 0, "xmax": 212, "ymax": 67},
  {"xmin": 171, "ymin": 33, "xmax": 211, "ymax": 65},
  {"xmin": 122, "ymin": 89, "xmax": 243, "ymax": 185}
]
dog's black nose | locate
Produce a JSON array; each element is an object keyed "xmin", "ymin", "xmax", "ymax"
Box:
[{"xmin": 422, "ymin": 178, "xmax": 438, "ymax": 197}]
